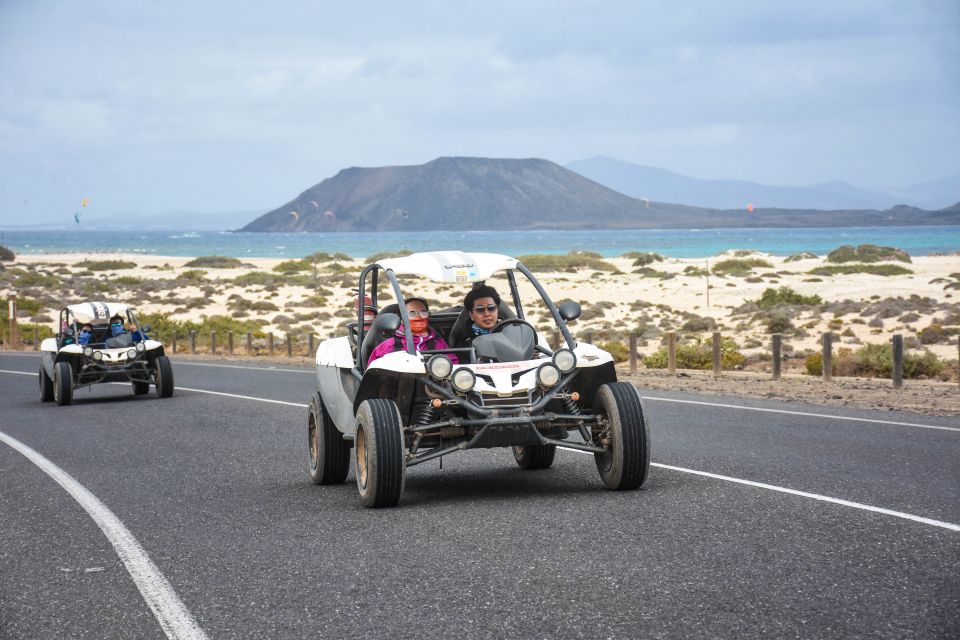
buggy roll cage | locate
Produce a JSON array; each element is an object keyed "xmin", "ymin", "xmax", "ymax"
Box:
[{"xmin": 353, "ymin": 261, "xmax": 577, "ymax": 371}]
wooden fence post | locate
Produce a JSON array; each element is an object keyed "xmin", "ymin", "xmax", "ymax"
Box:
[
  {"xmin": 8, "ymin": 293, "xmax": 17, "ymax": 350},
  {"xmin": 33, "ymin": 326, "xmax": 39, "ymax": 350},
  {"xmin": 308, "ymin": 333, "xmax": 315, "ymax": 356},
  {"xmin": 552, "ymin": 330, "xmax": 560, "ymax": 350},
  {"xmin": 892, "ymin": 334, "xmax": 903, "ymax": 389},
  {"xmin": 189, "ymin": 331, "xmax": 196, "ymax": 355},
  {"xmin": 712, "ymin": 331, "xmax": 721, "ymax": 376},
  {"xmin": 286, "ymin": 333, "xmax": 292, "ymax": 358},
  {"xmin": 210, "ymin": 331, "xmax": 217, "ymax": 355},
  {"xmin": 629, "ymin": 333, "xmax": 638, "ymax": 374},
  {"xmin": 667, "ymin": 332, "xmax": 677, "ymax": 375},
  {"xmin": 228, "ymin": 331, "xmax": 234, "ymax": 356},
  {"xmin": 246, "ymin": 332, "xmax": 253, "ymax": 354},
  {"xmin": 172, "ymin": 331, "xmax": 177, "ymax": 354},
  {"xmin": 772, "ymin": 334, "xmax": 782, "ymax": 381},
  {"xmin": 585, "ymin": 331, "xmax": 593, "ymax": 345},
  {"xmin": 268, "ymin": 332, "xmax": 274, "ymax": 357},
  {"xmin": 822, "ymin": 332, "xmax": 832, "ymax": 382}
]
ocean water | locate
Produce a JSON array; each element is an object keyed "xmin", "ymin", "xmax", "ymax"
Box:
[{"xmin": 3, "ymin": 226, "xmax": 959, "ymax": 259}]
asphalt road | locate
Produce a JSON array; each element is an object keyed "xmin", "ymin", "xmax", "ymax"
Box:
[{"xmin": 1, "ymin": 352, "xmax": 957, "ymax": 639}]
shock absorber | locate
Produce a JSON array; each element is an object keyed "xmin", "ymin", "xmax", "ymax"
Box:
[
  {"xmin": 412, "ymin": 400, "xmax": 441, "ymax": 427},
  {"xmin": 562, "ymin": 390, "xmax": 581, "ymax": 416}
]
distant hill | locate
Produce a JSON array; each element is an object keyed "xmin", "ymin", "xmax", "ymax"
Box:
[
  {"xmin": 566, "ymin": 156, "xmax": 960, "ymax": 210},
  {"xmin": 241, "ymin": 157, "xmax": 960, "ymax": 232}
]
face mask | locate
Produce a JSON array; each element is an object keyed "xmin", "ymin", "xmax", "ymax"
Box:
[
  {"xmin": 409, "ymin": 318, "xmax": 429, "ymax": 334},
  {"xmin": 111, "ymin": 322, "xmax": 124, "ymax": 336},
  {"xmin": 80, "ymin": 330, "xmax": 92, "ymax": 338}
]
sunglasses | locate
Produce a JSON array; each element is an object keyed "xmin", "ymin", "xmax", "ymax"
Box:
[
  {"xmin": 473, "ymin": 304, "xmax": 498, "ymax": 314},
  {"xmin": 407, "ymin": 310, "xmax": 430, "ymax": 319}
]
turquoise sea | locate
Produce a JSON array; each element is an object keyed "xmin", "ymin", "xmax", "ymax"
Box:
[{"xmin": 3, "ymin": 226, "xmax": 959, "ymax": 259}]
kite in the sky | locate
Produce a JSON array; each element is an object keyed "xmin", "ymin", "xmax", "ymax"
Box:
[
  {"xmin": 747, "ymin": 203, "xmax": 754, "ymax": 213},
  {"xmin": 74, "ymin": 211, "xmax": 82, "ymax": 224},
  {"xmin": 81, "ymin": 197, "xmax": 90, "ymax": 208},
  {"xmin": 309, "ymin": 200, "xmax": 320, "ymax": 210},
  {"xmin": 640, "ymin": 197, "xmax": 650, "ymax": 208},
  {"xmin": 290, "ymin": 211, "xmax": 299, "ymax": 220}
]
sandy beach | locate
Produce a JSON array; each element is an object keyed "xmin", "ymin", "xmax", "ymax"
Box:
[{"xmin": 4, "ymin": 250, "xmax": 959, "ymax": 384}]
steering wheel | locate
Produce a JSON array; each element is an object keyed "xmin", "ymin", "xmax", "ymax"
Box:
[{"xmin": 491, "ymin": 318, "xmax": 539, "ymax": 342}]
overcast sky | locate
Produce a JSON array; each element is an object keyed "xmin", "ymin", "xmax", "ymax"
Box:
[{"xmin": 1, "ymin": 0, "xmax": 958, "ymax": 222}]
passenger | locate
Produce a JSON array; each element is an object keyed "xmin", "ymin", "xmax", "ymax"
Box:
[
  {"xmin": 128, "ymin": 322, "xmax": 148, "ymax": 342},
  {"xmin": 458, "ymin": 285, "xmax": 501, "ymax": 349},
  {"xmin": 109, "ymin": 314, "xmax": 126, "ymax": 337},
  {"xmin": 367, "ymin": 298, "xmax": 458, "ymax": 366},
  {"xmin": 78, "ymin": 323, "xmax": 94, "ymax": 346}
]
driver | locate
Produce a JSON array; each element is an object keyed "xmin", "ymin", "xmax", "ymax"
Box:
[
  {"xmin": 78, "ymin": 323, "xmax": 95, "ymax": 345},
  {"xmin": 458, "ymin": 285, "xmax": 501, "ymax": 349},
  {"xmin": 368, "ymin": 297, "xmax": 458, "ymax": 366}
]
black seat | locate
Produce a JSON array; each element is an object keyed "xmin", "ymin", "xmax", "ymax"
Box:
[{"xmin": 359, "ymin": 308, "xmax": 400, "ymax": 368}]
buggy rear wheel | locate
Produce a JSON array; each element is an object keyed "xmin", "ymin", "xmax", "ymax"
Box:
[
  {"xmin": 154, "ymin": 355, "xmax": 174, "ymax": 398},
  {"xmin": 39, "ymin": 367, "xmax": 54, "ymax": 402},
  {"xmin": 308, "ymin": 392, "xmax": 350, "ymax": 485},
  {"xmin": 512, "ymin": 445, "xmax": 556, "ymax": 470},
  {"xmin": 132, "ymin": 380, "xmax": 150, "ymax": 395},
  {"xmin": 53, "ymin": 361, "xmax": 73, "ymax": 406},
  {"xmin": 354, "ymin": 399, "xmax": 405, "ymax": 508},
  {"xmin": 593, "ymin": 382, "xmax": 650, "ymax": 490}
]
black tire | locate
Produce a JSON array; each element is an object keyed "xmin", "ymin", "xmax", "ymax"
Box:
[
  {"xmin": 308, "ymin": 392, "xmax": 350, "ymax": 485},
  {"xmin": 132, "ymin": 380, "xmax": 150, "ymax": 395},
  {"xmin": 39, "ymin": 367, "xmax": 54, "ymax": 402},
  {"xmin": 354, "ymin": 399, "xmax": 405, "ymax": 508},
  {"xmin": 593, "ymin": 382, "xmax": 650, "ymax": 490},
  {"xmin": 512, "ymin": 444, "xmax": 556, "ymax": 470},
  {"xmin": 53, "ymin": 361, "xmax": 73, "ymax": 406},
  {"xmin": 154, "ymin": 356, "xmax": 174, "ymax": 398}
]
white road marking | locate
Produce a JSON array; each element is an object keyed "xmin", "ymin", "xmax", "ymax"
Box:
[
  {"xmin": 0, "ymin": 369, "xmax": 34, "ymax": 376},
  {"xmin": 556, "ymin": 447, "xmax": 960, "ymax": 532},
  {"xmin": 641, "ymin": 395, "xmax": 960, "ymax": 432},
  {"xmin": 0, "ymin": 430, "xmax": 208, "ymax": 640},
  {"xmin": 176, "ymin": 386, "xmax": 308, "ymax": 408},
  {"xmin": 172, "ymin": 361, "xmax": 311, "ymax": 374}
]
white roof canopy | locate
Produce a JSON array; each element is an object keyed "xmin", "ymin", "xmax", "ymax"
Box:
[
  {"xmin": 376, "ymin": 251, "xmax": 519, "ymax": 283},
  {"xmin": 65, "ymin": 302, "xmax": 131, "ymax": 324}
]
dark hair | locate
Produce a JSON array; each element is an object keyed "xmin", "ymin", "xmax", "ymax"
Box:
[
  {"xmin": 464, "ymin": 285, "xmax": 500, "ymax": 310},
  {"xmin": 110, "ymin": 314, "xmax": 123, "ymax": 324},
  {"xmin": 404, "ymin": 297, "xmax": 429, "ymax": 311}
]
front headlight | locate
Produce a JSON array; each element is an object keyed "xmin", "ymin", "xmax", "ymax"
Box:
[
  {"xmin": 553, "ymin": 348, "xmax": 577, "ymax": 373},
  {"xmin": 536, "ymin": 363, "xmax": 561, "ymax": 388},
  {"xmin": 451, "ymin": 368, "xmax": 476, "ymax": 394},
  {"xmin": 92, "ymin": 351, "xmax": 104, "ymax": 361},
  {"xmin": 126, "ymin": 348, "xmax": 138, "ymax": 360},
  {"xmin": 136, "ymin": 342, "xmax": 146, "ymax": 352},
  {"xmin": 427, "ymin": 354, "xmax": 452, "ymax": 380},
  {"xmin": 83, "ymin": 346, "xmax": 94, "ymax": 358}
]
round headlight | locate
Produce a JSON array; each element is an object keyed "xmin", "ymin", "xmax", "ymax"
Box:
[
  {"xmin": 536, "ymin": 363, "xmax": 561, "ymax": 388},
  {"xmin": 127, "ymin": 348, "xmax": 138, "ymax": 359},
  {"xmin": 553, "ymin": 348, "xmax": 577, "ymax": 373},
  {"xmin": 83, "ymin": 346, "xmax": 94, "ymax": 358},
  {"xmin": 92, "ymin": 351, "xmax": 104, "ymax": 361},
  {"xmin": 136, "ymin": 342, "xmax": 146, "ymax": 352},
  {"xmin": 427, "ymin": 354, "xmax": 453, "ymax": 379},
  {"xmin": 451, "ymin": 368, "xmax": 476, "ymax": 393}
]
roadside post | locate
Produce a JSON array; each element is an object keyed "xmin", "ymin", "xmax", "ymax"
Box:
[
  {"xmin": 772, "ymin": 334, "xmax": 782, "ymax": 381},
  {"xmin": 629, "ymin": 333, "xmax": 638, "ymax": 374},
  {"xmin": 892, "ymin": 334, "xmax": 904, "ymax": 389},
  {"xmin": 286, "ymin": 334, "xmax": 292, "ymax": 358},
  {"xmin": 308, "ymin": 333, "xmax": 315, "ymax": 356},
  {"xmin": 172, "ymin": 331, "xmax": 177, "ymax": 354},
  {"xmin": 822, "ymin": 333, "xmax": 832, "ymax": 382},
  {"xmin": 246, "ymin": 332, "xmax": 253, "ymax": 354},
  {"xmin": 189, "ymin": 331, "xmax": 196, "ymax": 355},
  {"xmin": 712, "ymin": 331, "xmax": 721, "ymax": 377},
  {"xmin": 8, "ymin": 293, "xmax": 17, "ymax": 350},
  {"xmin": 228, "ymin": 331, "xmax": 234, "ymax": 356},
  {"xmin": 268, "ymin": 332, "xmax": 274, "ymax": 357},
  {"xmin": 552, "ymin": 330, "xmax": 560, "ymax": 350},
  {"xmin": 585, "ymin": 331, "xmax": 593, "ymax": 345},
  {"xmin": 33, "ymin": 326, "xmax": 39, "ymax": 350},
  {"xmin": 210, "ymin": 331, "xmax": 217, "ymax": 355},
  {"xmin": 667, "ymin": 332, "xmax": 677, "ymax": 375}
]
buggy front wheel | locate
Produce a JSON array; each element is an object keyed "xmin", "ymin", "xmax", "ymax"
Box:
[
  {"xmin": 354, "ymin": 399, "xmax": 405, "ymax": 508},
  {"xmin": 39, "ymin": 367, "xmax": 54, "ymax": 402},
  {"xmin": 593, "ymin": 382, "xmax": 650, "ymax": 490},
  {"xmin": 308, "ymin": 392, "xmax": 350, "ymax": 485},
  {"xmin": 154, "ymin": 356, "xmax": 174, "ymax": 398},
  {"xmin": 53, "ymin": 361, "xmax": 73, "ymax": 406}
]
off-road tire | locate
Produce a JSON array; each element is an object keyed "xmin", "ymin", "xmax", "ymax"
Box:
[
  {"xmin": 132, "ymin": 380, "xmax": 150, "ymax": 395},
  {"xmin": 354, "ymin": 399, "xmax": 405, "ymax": 508},
  {"xmin": 308, "ymin": 392, "xmax": 350, "ymax": 485},
  {"xmin": 53, "ymin": 361, "xmax": 73, "ymax": 406},
  {"xmin": 39, "ymin": 367, "xmax": 54, "ymax": 402},
  {"xmin": 154, "ymin": 356, "xmax": 174, "ymax": 398},
  {"xmin": 593, "ymin": 382, "xmax": 650, "ymax": 490},
  {"xmin": 512, "ymin": 445, "xmax": 556, "ymax": 469}
]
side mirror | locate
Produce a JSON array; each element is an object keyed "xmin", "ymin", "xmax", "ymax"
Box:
[
  {"xmin": 63, "ymin": 327, "xmax": 75, "ymax": 337},
  {"xmin": 373, "ymin": 312, "xmax": 400, "ymax": 335},
  {"xmin": 140, "ymin": 324, "xmax": 152, "ymax": 333},
  {"xmin": 558, "ymin": 301, "xmax": 582, "ymax": 322}
]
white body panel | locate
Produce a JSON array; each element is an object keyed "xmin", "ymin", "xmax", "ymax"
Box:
[
  {"xmin": 314, "ymin": 336, "xmax": 353, "ymax": 368},
  {"xmin": 377, "ymin": 251, "xmax": 517, "ymax": 283},
  {"xmin": 40, "ymin": 338, "xmax": 58, "ymax": 353}
]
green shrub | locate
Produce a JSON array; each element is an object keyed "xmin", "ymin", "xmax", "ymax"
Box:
[
  {"xmin": 808, "ymin": 264, "xmax": 913, "ymax": 277},
  {"xmin": 784, "ymin": 252, "xmax": 818, "ymax": 262},
  {"xmin": 753, "ymin": 286, "xmax": 822, "ymax": 309},
  {"xmin": 76, "ymin": 259, "xmax": 137, "ymax": 271},
  {"xmin": 273, "ymin": 260, "xmax": 308, "ymax": 274},
  {"xmin": 643, "ymin": 335, "xmax": 746, "ymax": 370},
  {"xmin": 629, "ymin": 252, "xmax": 665, "ymax": 267},
  {"xmin": 518, "ymin": 251, "xmax": 617, "ymax": 272},
  {"xmin": 826, "ymin": 244, "xmax": 911, "ymax": 264},
  {"xmin": 919, "ymin": 324, "xmax": 959, "ymax": 344},
  {"xmin": 599, "ymin": 340, "xmax": 630, "ymax": 363},
  {"xmin": 764, "ymin": 314, "xmax": 794, "ymax": 334},
  {"xmin": 682, "ymin": 266, "xmax": 708, "ymax": 277},
  {"xmin": 805, "ymin": 343, "xmax": 944, "ymax": 378},
  {"xmin": 183, "ymin": 255, "xmax": 242, "ymax": 268},
  {"xmin": 366, "ymin": 249, "xmax": 413, "ymax": 262},
  {"xmin": 0, "ymin": 245, "xmax": 14, "ymax": 261},
  {"xmin": 179, "ymin": 269, "xmax": 208, "ymax": 282},
  {"xmin": 711, "ymin": 258, "xmax": 773, "ymax": 276}
]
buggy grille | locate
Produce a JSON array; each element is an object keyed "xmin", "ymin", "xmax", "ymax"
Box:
[{"xmin": 480, "ymin": 391, "xmax": 532, "ymax": 408}]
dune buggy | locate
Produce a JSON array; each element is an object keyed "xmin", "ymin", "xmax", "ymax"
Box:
[
  {"xmin": 308, "ymin": 251, "xmax": 649, "ymax": 507},
  {"xmin": 39, "ymin": 302, "xmax": 174, "ymax": 405}
]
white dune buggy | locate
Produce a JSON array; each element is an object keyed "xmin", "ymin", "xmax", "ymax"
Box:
[
  {"xmin": 39, "ymin": 302, "xmax": 174, "ymax": 406},
  {"xmin": 308, "ymin": 251, "xmax": 650, "ymax": 507}
]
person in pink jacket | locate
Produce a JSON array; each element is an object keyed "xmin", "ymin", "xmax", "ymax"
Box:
[{"xmin": 367, "ymin": 297, "xmax": 458, "ymax": 366}]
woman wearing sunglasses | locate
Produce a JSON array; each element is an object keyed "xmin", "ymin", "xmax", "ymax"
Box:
[{"xmin": 367, "ymin": 297, "xmax": 458, "ymax": 366}]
